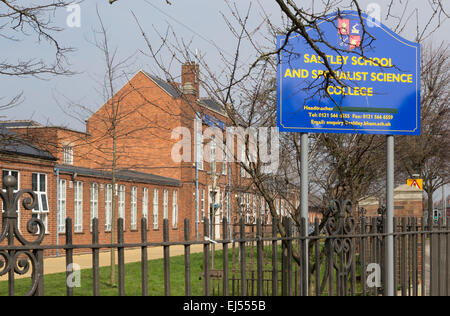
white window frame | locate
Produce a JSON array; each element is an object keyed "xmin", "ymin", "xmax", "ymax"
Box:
[
  {"xmin": 153, "ymin": 188, "xmax": 159, "ymax": 230},
  {"xmin": 163, "ymin": 189, "xmax": 169, "ymax": 220},
  {"xmin": 90, "ymin": 183, "xmax": 98, "ymax": 232},
  {"xmin": 210, "ymin": 135, "xmax": 216, "ymax": 172},
  {"xmin": 142, "ymin": 187, "xmax": 148, "ymax": 228},
  {"xmin": 252, "ymin": 194, "xmax": 257, "ymax": 219},
  {"xmin": 195, "ymin": 115, "xmax": 203, "ymax": 170},
  {"xmin": 131, "ymin": 186, "xmax": 137, "ymax": 230},
  {"xmin": 201, "ymin": 189, "xmax": 205, "ymax": 222},
  {"xmin": 118, "ymin": 185, "xmax": 125, "ymax": 229},
  {"xmin": 172, "ymin": 190, "xmax": 178, "ymax": 229},
  {"xmin": 219, "ymin": 191, "xmax": 224, "ymax": 222},
  {"xmin": 224, "ymin": 191, "xmax": 229, "ymax": 221},
  {"xmin": 74, "ymin": 181, "xmax": 83, "ymax": 232},
  {"xmin": 105, "ymin": 184, "xmax": 112, "ymax": 232},
  {"xmin": 57, "ymin": 179, "xmax": 66, "ymax": 233},
  {"xmin": 31, "ymin": 173, "xmax": 49, "ymax": 234},
  {"xmin": 222, "ymin": 140, "xmax": 227, "ymax": 175},
  {"xmin": 245, "ymin": 193, "xmax": 250, "ymax": 223},
  {"xmin": 62, "ymin": 145, "xmax": 74, "ymax": 165}
]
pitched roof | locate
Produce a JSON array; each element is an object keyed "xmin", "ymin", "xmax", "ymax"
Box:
[
  {"xmin": 0, "ymin": 120, "xmax": 42, "ymax": 128},
  {"xmin": 0, "ymin": 126, "xmax": 56, "ymax": 160},
  {"xmin": 140, "ymin": 71, "xmax": 182, "ymax": 99},
  {"xmin": 198, "ymin": 98, "xmax": 225, "ymax": 115},
  {"xmin": 55, "ymin": 164, "xmax": 181, "ymax": 187}
]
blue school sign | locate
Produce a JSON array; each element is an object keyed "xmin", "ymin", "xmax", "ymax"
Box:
[{"xmin": 277, "ymin": 11, "xmax": 421, "ymax": 135}]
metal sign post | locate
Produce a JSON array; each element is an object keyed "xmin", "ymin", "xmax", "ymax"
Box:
[
  {"xmin": 386, "ymin": 135, "xmax": 395, "ymax": 296},
  {"xmin": 277, "ymin": 10, "xmax": 420, "ymax": 296},
  {"xmin": 300, "ymin": 132, "xmax": 309, "ymax": 296}
]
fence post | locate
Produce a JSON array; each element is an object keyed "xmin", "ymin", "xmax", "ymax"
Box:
[
  {"xmin": 163, "ymin": 218, "xmax": 170, "ymax": 296},
  {"xmin": 257, "ymin": 218, "xmax": 263, "ymax": 296},
  {"xmin": 300, "ymin": 217, "xmax": 308, "ymax": 296},
  {"xmin": 314, "ymin": 218, "xmax": 320, "ymax": 296},
  {"xmin": 272, "ymin": 217, "xmax": 278, "ymax": 296},
  {"xmin": 223, "ymin": 217, "xmax": 229, "ymax": 296},
  {"xmin": 385, "ymin": 135, "xmax": 395, "ymax": 296},
  {"xmin": 92, "ymin": 218, "xmax": 100, "ymax": 296},
  {"xmin": 184, "ymin": 218, "xmax": 191, "ymax": 296},
  {"xmin": 281, "ymin": 218, "xmax": 287, "ymax": 296},
  {"xmin": 203, "ymin": 218, "xmax": 210, "ymax": 296},
  {"xmin": 65, "ymin": 217, "xmax": 73, "ymax": 297},
  {"xmin": 141, "ymin": 217, "xmax": 148, "ymax": 296},
  {"xmin": 33, "ymin": 249, "xmax": 45, "ymax": 296},
  {"xmin": 240, "ymin": 217, "xmax": 246, "ymax": 296},
  {"xmin": 446, "ymin": 217, "xmax": 450, "ymax": 296},
  {"xmin": 118, "ymin": 218, "xmax": 125, "ymax": 296}
]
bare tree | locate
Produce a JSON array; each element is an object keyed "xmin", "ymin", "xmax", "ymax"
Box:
[
  {"xmin": 109, "ymin": 0, "xmax": 449, "ymax": 277},
  {"xmin": 0, "ymin": 1, "xmax": 74, "ymax": 109},
  {"xmin": 396, "ymin": 43, "xmax": 450, "ymax": 215}
]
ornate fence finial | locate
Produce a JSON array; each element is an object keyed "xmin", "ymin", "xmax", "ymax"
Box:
[{"xmin": 0, "ymin": 175, "xmax": 44, "ymax": 296}]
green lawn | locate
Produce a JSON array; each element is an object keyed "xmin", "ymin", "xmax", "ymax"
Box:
[
  {"xmin": 1, "ymin": 251, "xmax": 208, "ymax": 296},
  {"xmin": 0, "ymin": 246, "xmax": 275, "ymax": 296},
  {"xmin": 0, "ymin": 243, "xmax": 368, "ymax": 296}
]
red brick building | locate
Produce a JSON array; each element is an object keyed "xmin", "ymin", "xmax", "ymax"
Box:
[{"xmin": 0, "ymin": 62, "xmax": 317, "ymax": 255}]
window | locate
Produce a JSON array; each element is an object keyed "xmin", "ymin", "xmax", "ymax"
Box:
[
  {"xmin": 172, "ymin": 190, "xmax": 178, "ymax": 229},
  {"xmin": 63, "ymin": 145, "xmax": 74, "ymax": 165},
  {"xmin": 252, "ymin": 194, "xmax": 257, "ymax": 220},
  {"xmin": 260, "ymin": 196, "xmax": 267, "ymax": 224},
  {"xmin": 131, "ymin": 186, "xmax": 137, "ymax": 230},
  {"xmin": 32, "ymin": 173, "xmax": 49, "ymax": 233},
  {"xmin": 210, "ymin": 135, "xmax": 216, "ymax": 172},
  {"xmin": 118, "ymin": 185, "xmax": 125, "ymax": 228},
  {"xmin": 245, "ymin": 193, "xmax": 250, "ymax": 223},
  {"xmin": 142, "ymin": 188, "xmax": 148, "ymax": 228},
  {"xmin": 153, "ymin": 188, "xmax": 159, "ymax": 229},
  {"xmin": 90, "ymin": 183, "xmax": 98, "ymax": 232},
  {"xmin": 105, "ymin": 184, "xmax": 112, "ymax": 231},
  {"xmin": 201, "ymin": 189, "xmax": 205, "ymax": 222},
  {"xmin": 219, "ymin": 191, "xmax": 224, "ymax": 222},
  {"xmin": 74, "ymin": 181, "xmax": 83, "ymax": 232},
  {"xmin": 224, "ymin": 191, "xmax": 229, "ymax": 221},
  {"xmin": 163, "ymin": 189, "xmax": 169, "ymax": 220},
  {"xmin": 222, "ymin": 158, "xmax": 227, "ymax": 175},
  {"xmin": 57, "ymin": 179, "xmax": 66, "ymax": 233},
  {"xmin": 195, "ymin": 115, "xmax": 203, "ymax": 170},
  {"xmin": 240, "ymin": 143, "xmax": 250, "ymax": 178}
]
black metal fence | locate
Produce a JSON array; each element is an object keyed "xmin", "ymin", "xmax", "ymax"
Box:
[
  {"xmin": 1, "ymin": 215, "xmax": 449, "ymax": 296},
  {"xmin": 0, "ymin": 175, "xmax": 449, "ymax": 296}
]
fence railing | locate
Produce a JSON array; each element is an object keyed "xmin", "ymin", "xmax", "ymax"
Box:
[
  {"xmin": 0, "ymin": 214, "xmax": 449, "ymax": 296},
  {"xmin": 0, "ymin": 175, "xmax": 449, "ymax": 296}
]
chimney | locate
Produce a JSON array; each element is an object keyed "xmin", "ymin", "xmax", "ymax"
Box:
[{"xmin": 181, "ymin": 62, "xmax": 200, "ymax": 98}]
